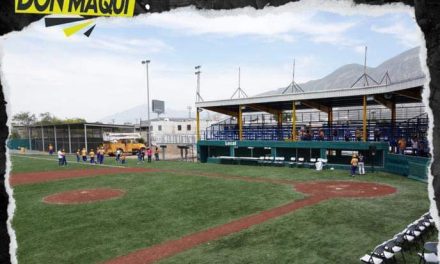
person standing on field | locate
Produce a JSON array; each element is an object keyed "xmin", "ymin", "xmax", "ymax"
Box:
[
  {"xmin": 96, "ymin": 147, "xmax": 101, "ymax": 164},
  {"xmin": 57, "ymin": 149, "xmax": 63, "ymax": 166},
  {"xmin": 62, "ymin": 149, "xmax": 67, "ymax": 166},
  {"xmin": 154, "ymin": 146, "xmax": 160, "ymax": 161},
  {"xmin": 350, "ymin": 154, "xmax": 359, "ymax": 177},
  {"xmin": 137, "ymin": 149, "xmax": 143, "ymax": 164},
  {"xmin": 89, "ymin": 149, "xmax": 95, "ymax": 164},
  {"xmin": 141, "ymin": 148, "xmax": 145, "ymax": 161},
  {"xmin": 81, "ymin": 147, "xmax": 87, "ymax": 162},
  {"xmin": 121, "ymin": 152, "xmax": 126, "ymax": 164},
  {"xmin": 76, "ymin": 149, "xmax": 81, "ymax": 162},
  {"xmin": 48, "ymin": 144, "xmax": 54, "ymax": 155},
  {"xmin": 358, "ymin": 154, "xmax": 365, "ymax": 175},
  {"xmin": 100, "ymin": 147, "xmax": 105, "ymax": 164},
  {"xmin": 147, "ymin": 147, "xmax": 152, "ymax": 163},
  {"xmin": 115, "ymin": 149, "xmax": 121, "ymax": 163}
]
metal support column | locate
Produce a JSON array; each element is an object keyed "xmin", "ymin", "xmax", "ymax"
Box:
[
  {"xmin": 28, "ymin": 127, "xmax": 32, "ymax": 151},
  {"xmin": 292, "ymin": 101, "xmax": 296, "ymax": 141},
  {"xmin": 84, "ymin": 124, "xmax": 88, "ymax": 151},
  {"xmin": 391, "ymin": 102, "xmax": 396, "ymax": 140},
  {"xmin": 41, "ymin": 126, "xmax": 45, "ymax": 152},
  {"xmin": 363, "ymin": 95, "xmax": 367, "ymax": 142},
  {"xmin": 238, "ymin": 106, "xmax": 243, "ymax": 140},
  {"xmin": 328, "ymin": 107, "xmax": 333, "ymax": 139},
  {"xmin": 53, "ymin": 125, "xmax": 58, "ymax": 151},
  {"xmin": 68, "ymin": 124, "xmax": 72, "ymax": 153},
  {"xmin": 196, "ymin": 107, "xmax": 201, "ymax": 142}
]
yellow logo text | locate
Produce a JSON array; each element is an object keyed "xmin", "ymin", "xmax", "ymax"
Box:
[{"xmin": 15, "ymin": 0, "xmax": 135, "ymax": 17}]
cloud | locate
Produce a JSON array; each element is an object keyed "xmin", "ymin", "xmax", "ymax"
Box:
[
  {"xmin": 133, "ymin": 7, "xmax": 357, "ymax": 46},
  {"xmin": 96, "ymin": 0, "xmax": 412, "ymax": 47},
  {"xmin": 371, "ymin": 21, "xmax": 420, "ymax": 48},
  {"xmin": 2, "ymin": 18, "xmax": 173, "ymax": 55}
]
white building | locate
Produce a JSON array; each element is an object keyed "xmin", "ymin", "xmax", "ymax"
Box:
[{"xmin": 139, "ymin": 117, "xmax": 214, "ymax": 145}]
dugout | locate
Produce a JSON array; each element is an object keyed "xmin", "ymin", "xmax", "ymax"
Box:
[{"xmin": 13, "ymin": 122, "xmax": 137, "ymax": 153}]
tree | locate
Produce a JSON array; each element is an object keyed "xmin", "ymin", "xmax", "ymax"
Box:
[
  {"xmin": 63, "ymin": 118, "xmax": 86, "ymax": 124},
  {"xmin": 37, "ymin": 112, "xmax": 62, "ymax": 125},
  {"xmin": 12, "ymin": 112, "xmax": 36, "ymax": 126}
]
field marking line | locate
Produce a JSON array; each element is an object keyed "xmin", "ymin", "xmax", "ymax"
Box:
[{"xmin": 10, "ymin": 154, "xmax": 126, "ymax": 168}]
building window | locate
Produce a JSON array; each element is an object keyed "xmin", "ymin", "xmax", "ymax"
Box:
[
  {"xmin": 177, "ymin": 125, "xmax": 182, "ymax": 131},
  {"xmin": 158, "ymin": 125, "xmax": 162, "ymax": 131},
  {"xmin": 187, "ymin": 124, "xmax": 191, "ymax": 131}
]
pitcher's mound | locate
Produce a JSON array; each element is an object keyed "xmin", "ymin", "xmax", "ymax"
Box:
[{"xmin": 43, "ymin": 188, "xmax": 125, "ymax": 204}]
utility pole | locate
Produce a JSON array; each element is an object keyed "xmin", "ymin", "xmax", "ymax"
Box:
[{"xmin": 142, "ymin": 60, "xmax": 151, "ymax": 147}]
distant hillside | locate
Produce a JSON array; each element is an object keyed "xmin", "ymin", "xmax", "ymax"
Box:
[
  {"xmin": 100, "ymin": 47, "xmax": 423, "ymax": 124},
  {"xmin": 258, "ymin": 47, "xmax": 423, "ymax": 96}
]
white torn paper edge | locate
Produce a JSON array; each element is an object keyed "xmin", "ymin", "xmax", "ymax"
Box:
[
  {"xmin": 0, "ymin": 0, "xmax": 436, "ymax": 263},
  {"xmin": 0, "ymin": 36, "xmax": 18, "ymax": 264}
]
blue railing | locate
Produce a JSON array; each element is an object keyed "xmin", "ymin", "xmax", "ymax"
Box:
[{"xmin": 204, "ymin": 118, "xmax": 429, "ymax": 143}]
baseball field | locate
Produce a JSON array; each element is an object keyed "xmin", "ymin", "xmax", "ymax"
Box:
[{"xmin": 10, "ymin": 153, "xmax": 434, "ymax": 264}]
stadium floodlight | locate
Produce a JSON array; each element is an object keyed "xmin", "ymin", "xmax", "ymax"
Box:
[
  {"xmin": 195, "ymin": 65, "xmax": 203, "ymax": 102},
  {"xmin": 141, "ymin": 60, "xmax": 151, "ymax": 147}
]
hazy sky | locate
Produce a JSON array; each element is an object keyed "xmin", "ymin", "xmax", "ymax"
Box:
[{"xmin": 0, "ymin": 1, "xmax": 422, "ymax": 122}]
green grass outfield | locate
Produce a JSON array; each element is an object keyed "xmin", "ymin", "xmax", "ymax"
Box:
[{"xmin": 10, "ymin": 154, "xmax": 434, "ymax": 264}]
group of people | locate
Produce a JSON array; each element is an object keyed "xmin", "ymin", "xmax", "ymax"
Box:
[
  {"xmin": 393, "ymin": 136, "xmax": 428, "ymax": 156},
  {"xmin": 115, "ymin": 149, "xmax": 127, "ymax": 164},
  {"xmin": 76, "ymin": 147, "xmax": 105, "ymax": 164},
  {"xmin": 350, "ymin": 153, "xmax": 365, "ymax": 177},
  {"xmin": 49, "ymin": 144, "xmax": 163, "ymax": 166},
  {"xmin": 136, "ymin": 146, "xmax": 160, "ymax": 164},
  {"xmin": 49, "ymin": 144, "xmax": 67, "ymax": 166},
  {"xmin": 298, "ymin": 128, "xmax": 366, "ymax": 142}
]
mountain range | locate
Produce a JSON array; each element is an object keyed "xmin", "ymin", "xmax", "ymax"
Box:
[{"xmin": 99, "ymin": 47, "xmax": 423, "ymax": 124}]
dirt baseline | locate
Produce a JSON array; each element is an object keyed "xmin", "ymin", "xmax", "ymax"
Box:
[
  {"xmin": 43, "ymin": 188, "xmax": 125, "ymax": 204},
  {"xmin": 10, "ymin": 167, "xmax": 155, "ymax": 186},
  {"xmin": 104, "ymin": 180, "xmax": 396, "ymax": 264}
]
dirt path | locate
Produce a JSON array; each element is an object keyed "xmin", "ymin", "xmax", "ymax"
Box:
[
  {"xmin": 43, "ymin": 188, "xmax": 126, "ymax": 204},
  {"xmin": 10, "ymin": 168, "xmax": 156, "ymax": 186}
]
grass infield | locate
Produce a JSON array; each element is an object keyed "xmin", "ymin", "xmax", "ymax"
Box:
[{"xmin": 10, "ymin": 154, "xmax": 434, "ymax": 264}]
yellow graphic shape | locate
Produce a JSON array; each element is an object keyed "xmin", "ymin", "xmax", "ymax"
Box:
[{"xmin": 63, "ymin": 20, "xmax": 94, "ymax": 37}]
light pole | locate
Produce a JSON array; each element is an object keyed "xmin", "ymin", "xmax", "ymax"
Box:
[
  {"xmin": 142, "ymin": 60, "xmax": 151, "ymax": 148},
  {"xmin": 195, "ymin": 65, "xmax": 202, "ymax": 102}
]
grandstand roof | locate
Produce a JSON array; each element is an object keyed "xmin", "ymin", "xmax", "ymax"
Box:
[
  {"xmin": 196, "ymin": 48, "xmax": 426, "ymax": 114},
  {"xmin": 196, "ymin": 76, "xmax": 424, "ymax": 114}
]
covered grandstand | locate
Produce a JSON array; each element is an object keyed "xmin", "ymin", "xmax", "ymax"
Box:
[{"xmin": 195, "ymin": 48, "xmax": 430, "ymax": 181}]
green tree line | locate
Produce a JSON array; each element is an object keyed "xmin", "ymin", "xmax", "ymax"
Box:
[{"xmin": 12, "ymin": 112, "xmax": 86, "ymax": 126}]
